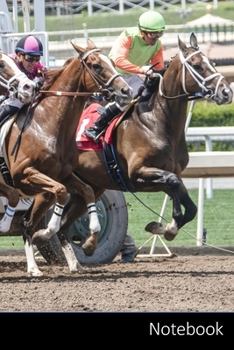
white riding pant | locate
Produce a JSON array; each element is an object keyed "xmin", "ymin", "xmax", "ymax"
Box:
[
  {"xmin": 114, "ymin": 74, "xmax": 145, "ymax": 111},
  {"xmin": 2, "ymin": 98, "xmax": 24, "ymax": 109}
]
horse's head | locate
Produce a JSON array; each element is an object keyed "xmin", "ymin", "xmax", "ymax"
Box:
[
  {"xmin": 0, "ymin": 52, "xmax": 36, "ymax": 104},
  {"xmin": 70, "ymin": 39, "xmax": 133, "ymax": 106},
  {"xmin": 178, "ymin": 33, "xmax": 233, "ymax": 105}
]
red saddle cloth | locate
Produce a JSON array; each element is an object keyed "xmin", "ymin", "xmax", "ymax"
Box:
[{"xmin": 76, "ymin": 103, "xmax": 120, "ymax": 151}]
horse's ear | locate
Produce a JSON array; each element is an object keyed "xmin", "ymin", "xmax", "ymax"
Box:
[
  {"xmin": 178, "ymin": 35, "xmax": 187, "ymax": 52},
  {"xmin": 190, "ymin": 33, "xmax": 199, "ymax": 49},
  {"xmin": 70, "ymin": 41, "xmax": 85, "ymax": 55},
  {"xmin": 87, "ymin": 38, "xmax": 97, "ymax": 49}
]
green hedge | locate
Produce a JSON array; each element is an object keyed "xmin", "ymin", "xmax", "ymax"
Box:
[
  {"xmin": 189, "ymin": 100, "xmax": 234, "ymax": 127},
  {"xmin": 187, "ymin": 100, "xmax": 234, "ymax": 151}
]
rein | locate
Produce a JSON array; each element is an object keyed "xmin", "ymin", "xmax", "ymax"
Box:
[{"xmin": 153, "ymin": 50, "xmax": 225, "ymax": 100}]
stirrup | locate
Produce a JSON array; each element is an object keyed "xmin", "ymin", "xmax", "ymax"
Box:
[{"xmin": 93, "ymin": 128, "xmax": 107, "ymax": 143}]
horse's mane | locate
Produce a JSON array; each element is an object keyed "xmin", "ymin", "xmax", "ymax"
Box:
[{"xmin": 41, "ymin": 57, "xmax": 75, "ymax": 91}]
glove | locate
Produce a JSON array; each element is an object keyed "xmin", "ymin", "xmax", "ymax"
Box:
[
  {"xmin": 35, "ymin": 81, "xmax": 43, "ymax": 92},
  {"xmin": 142, "ymin": 66, "xmax": 154, "ymax": 77},
  {"xmin": 0, "ymin": 95, "xmax": 6, "ymax": 104}
]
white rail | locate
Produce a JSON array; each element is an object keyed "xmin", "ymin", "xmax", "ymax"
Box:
[{"xmin": 182, "ymin": 150, "xmax": 234, "ymax": 246}]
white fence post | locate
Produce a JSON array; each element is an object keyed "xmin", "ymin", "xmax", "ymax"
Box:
[
  {"xmin": 205, "ymin": 135, "xmax": 213, "ymax": 199},
  {"xmin": 119, "ymin": 0, "xmax": 124, "ymax": 14},
  {"xmin": 197, "ymin": 178, "xmax": 204, "ymax": 246}
]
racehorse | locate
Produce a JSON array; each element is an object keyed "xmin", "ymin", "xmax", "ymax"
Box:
[
  {"xmin": 2, "ymin": 39, "xmax": 133, "ymax": 276},
  {"xmin": 0, "ymin": 52, "xmax": 35, "ymax": 232},
  {"xmin": 51, "ymin": 33, "xmax": 233, "ymax": 259}
]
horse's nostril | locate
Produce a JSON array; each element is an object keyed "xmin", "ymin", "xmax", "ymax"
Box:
[{"xmin": 223, "ymin": 88, "xmax": 230, "ymax": 96}]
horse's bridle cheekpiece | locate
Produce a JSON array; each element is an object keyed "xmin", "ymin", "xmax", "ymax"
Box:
[{"xmin": 79, "ymin": 48, "xmax": 121, "ymax": 100}]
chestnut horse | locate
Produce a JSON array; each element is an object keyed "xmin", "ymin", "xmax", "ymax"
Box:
[
  {"xmin": 0, "ymin": 52, "xmax": 35, "ymax": 232},
  {"xmin": 2, "ymin": 39, "xmax": 133, "ymax": 275},
  {"xmin": 50, "ymin": 33, "xmax": 232, "ymax": 260}
]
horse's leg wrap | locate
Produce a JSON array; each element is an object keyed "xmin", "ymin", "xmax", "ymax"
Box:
[
  {"xmin": 32, "ymin": 203, "xmax": 65, "ymax": 245},
  {"xmin": 87, "ymin": 202, "xmax": 101, "ymax": 234},
  {"xmin": 0, "ymin": 205, "xmax": 16, "ymax": 233}
]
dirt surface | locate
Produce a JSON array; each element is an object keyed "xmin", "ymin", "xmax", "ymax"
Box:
[{"xmin": 0, "ymin": 246, "xmax": 234, "ymax": 312}]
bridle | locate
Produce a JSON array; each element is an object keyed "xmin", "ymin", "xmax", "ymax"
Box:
[
  {"xmin": 80, "ymin": 48, "xmax": 121, "ymax": 99},
  {"xmin": 0, "ymin": 71, "xmax": 28, "ymax": 99},
  {"xmin": 152, "ymin": 49, "xmax": 225, "ymax": 100},
  {"xmin": 40, "ymin": 48, "xmax": 121, "ymax": 100}
]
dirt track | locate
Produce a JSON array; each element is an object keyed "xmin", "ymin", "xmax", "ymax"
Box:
[{"xmin": 0, "ymin": 246, "xmax": 234, "ymax": 312}]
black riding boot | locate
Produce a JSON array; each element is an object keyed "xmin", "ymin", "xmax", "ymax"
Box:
[
  {"xmin": 0, "ymin": 105, "xmax": 19, "ymax": 127},
  {"xmin": 84, "ymin": 103, "xmax": 121, "ymax": 142}
]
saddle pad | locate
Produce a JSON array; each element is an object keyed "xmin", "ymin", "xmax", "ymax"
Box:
[{"xmin": 76, "ymin": 103, "xmax": 120, "ymax": 151}]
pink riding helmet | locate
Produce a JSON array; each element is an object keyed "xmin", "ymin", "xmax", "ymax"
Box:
[{"xmin": 15, "ymin": 35, "xmax": 43, "ymax": 56}]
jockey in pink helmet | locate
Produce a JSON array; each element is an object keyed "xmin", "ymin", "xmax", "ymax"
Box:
[{"xmin": 0, "ymin": 35, "xmax": 48, "ymax": 124}]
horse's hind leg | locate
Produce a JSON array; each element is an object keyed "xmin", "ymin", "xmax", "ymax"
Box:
[
  {"xmin": 0, "ymin": 183, "xmax": 19, "ymax": 233},
  {"xmin": 56, "ymin": 232, "xmax": 84, "ymax": 273}
]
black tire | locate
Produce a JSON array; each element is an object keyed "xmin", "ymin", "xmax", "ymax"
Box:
[{"xmin": 37, "ymin": 190, "xmax": 128, "ymax": 265}]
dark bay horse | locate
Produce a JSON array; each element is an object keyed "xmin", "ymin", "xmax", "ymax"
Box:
[
  {"xmin": 2, "ymin": 39, "xmax": 133, "ymax": 275},
  {"xmin": 53, "ymin": 33, "xmax": 233, "ymax": 259},
  {"xmin": 0, "ymin": 52, "xmax": 35, "ymax": 232}
]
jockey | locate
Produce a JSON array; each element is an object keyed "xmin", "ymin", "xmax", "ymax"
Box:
[
  {"xmin": 84, "ymin": 10, "xmax": 166, "ymax": 143},
  {"xmin": 0, "ymin": 35, "xmax": 47, "ymax": 123}
]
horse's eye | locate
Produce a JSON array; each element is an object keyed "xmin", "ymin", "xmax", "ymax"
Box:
[
  {"xmin": 0, "ymin": 63, "xmax": 3, "ymax": 70},
  {"xmin": 93, "ymin": 63, "xmax": 101, "ymax": 71},
  {"xmin": 193, "ymin": 64, "xmax": 202, "ymax": 72}
]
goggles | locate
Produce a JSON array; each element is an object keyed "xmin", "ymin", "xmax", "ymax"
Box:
[
  {"xmin": 23, "ymin": 54, "xmax": 40, "ymax": 63},
  {"xmin": 145, "ymin": 31, "xmax": 164, "ymax": 39}
]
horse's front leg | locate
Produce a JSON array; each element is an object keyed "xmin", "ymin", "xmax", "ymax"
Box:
[
  {"xmin": 62, "ymin": 174, "xmax": 102, "ymax": 257},
  {"xmin": 140, "ymin": 171, "xmax": 184, "ymax": 239},
  {"xmin": 177, "ymin": 178, "xmax": 197, "ymax": 227},
  {"xmin": 145, "ymin": 173, "xmax": 197, "ymax": 241}
]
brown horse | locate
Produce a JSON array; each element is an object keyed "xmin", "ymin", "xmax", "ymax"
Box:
[
  {"xmin": 50, "ymin": 33, "xmax": 232, "ymax": 259},
  {"xmin": 0, "ymin": 51, "xmax": 35, "ymax": 232},
  {"xmin": 2, "ymin": 39, "xmax": 133, "ymax": 275}
]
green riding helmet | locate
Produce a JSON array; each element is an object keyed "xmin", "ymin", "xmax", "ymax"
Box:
[{"xmin": 138, "ymin": 11, "xmax": 166, "ymax": 32}]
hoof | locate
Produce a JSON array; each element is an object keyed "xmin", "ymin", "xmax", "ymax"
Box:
[
  {"xmin": 164, "ymin": 231, "xmax": 177, "ymax": 241},
  {"xmin": 145, "ymin": 221, "xmax": 163, "ymax": 235},
  {"xmin": 28, "ymin": 269, "xmax": 43, "ymax": 277},
  {"xmin": 82, "ymin": 242, "xmax": 95, "ymax": 256},
  {"xmin": 32, "ymin": 229, "xmax": 49, "ymax": 246},
  {"xmin": 70, "ymin": 266, "xmax": 85, "ymax": 274}
]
